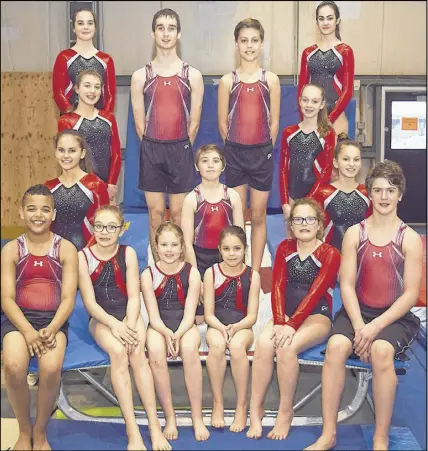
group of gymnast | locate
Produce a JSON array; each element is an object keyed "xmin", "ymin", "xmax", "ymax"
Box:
[{"xmin": 1, "ymin": 2, "xmax": 423, "ymax": 451}]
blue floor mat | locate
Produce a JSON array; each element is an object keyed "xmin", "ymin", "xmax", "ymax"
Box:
[{"xmin": 43, "ymin": 420, "xmax": 421, "ymax": 450}]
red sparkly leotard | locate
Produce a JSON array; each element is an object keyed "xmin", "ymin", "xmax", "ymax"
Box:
[
  {"xmin": 279, "ymin": 124, "xmax": 335, "ymax": 205},
  {"xmin": 143, "ymin": 62, "xmax": 191, "ymax": 141},
  {"xmin": 53, "ymin": 49, "xmax": 116, "ymax": 113},
  {"xmin": 15, "ymin": 233, "xmax": 62, "ymax": 312},
  {"xmin": 193, "ymin": 185, "xmax": 233, "ymax": 249},
  {"xmin": 310, "ymin": 184, "xmax": 372, "ymax": 251},
  {"xmin": 297, "ymin": 43, "xmax": 354, "ymax": 123},
  {"xmin": 45, "ymin": 173, "xmax": 109, "ymax": 251},
  {"xmin": 82, "ymin": 245, "xmax": 128, "ymax": 321},
  {"xmin": 212, "ymin": 263, "xmax": 253, "ymax": 326},
  {"xmin": 271, "ymin": 239, "xmax": 340, "ymax": 330},
  {"xmin": 58, "ymin": 110, "xmax": 121, "ymax": 185},
  {"xmin": 149, "ymin": 262, "xmax": 192, "ymax": 332},
  {"xmin": 356, "ymin": 220, "xmax": 407, "ymax": 309},
  {"xmin": 227, "ymin": 69, "xmax": 271, "ymax": 146}
]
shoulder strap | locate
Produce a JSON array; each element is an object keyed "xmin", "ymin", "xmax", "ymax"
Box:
[
  {"xmin": 232, "ymin": 70, "xmax": 240, "ymax": 83},
  {"xmin": 48, "ymin": 234, "xmax": 62, "ymax": 260},
  {"xmin": 359, "ymin": 220, "xmax": 368, "ymax": 244},
  {"xmin": 17, "ymin": 234, "xmax": 28, "ymax": 261},
  {"xmin": 394, "ymin": 221, "xmax": 407, "ymax": 249},
  {"xmin": 260, "ymin": 68, "xmax": 267, "ymax": 82},
  {"xmin": 145, "ymin": 62, "xmax": 155, "ymax": 80},
  {"xmin": 194, "ymin": 186, "xmax": 204, "ymax": 204},
  {"xmin": 181, "ymin": 62, "xmax": 190, "ymax": 79},
  {"xmin": 223, "ymin": 185, "xmax": 230, "ymax": 201}
]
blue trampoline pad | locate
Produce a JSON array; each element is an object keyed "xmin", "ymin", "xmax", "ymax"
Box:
[{"xmin": 44, "ymin": 420, "xmax": 420, "ymax": 450}]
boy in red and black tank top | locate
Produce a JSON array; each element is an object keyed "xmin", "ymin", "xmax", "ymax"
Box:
[
  {"xmin": 1, "ymin": 185, "xmax": 78, "ymax": 451},
  {"xmin": 218, "ymin": 18, "xmax": 280, "ymax": 272},
  {"xmin": 131, "ymin": 8, "xmax": 205, "ymax": 262},
  {"xmin": 181, "ymin": 145, "xmax": 244, "ymax": 321},
  {"xmin": 307, "ymin": 161, "xmax": 422, "ymax": 451}
]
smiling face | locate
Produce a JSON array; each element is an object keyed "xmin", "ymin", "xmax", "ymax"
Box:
[
  {"xmin": 55, "ymin": 134, "xmax": 86, "ymax": 171},
  {"xmin": 152, "ymin": 15, "xmax": 180, "ymax": 50},
  {"xmin": 219, "ymin": 233, "xmax": 246, "ymax": 268},
  {"xmin": 20, "ymin": 195, "xmax": 56, "ymax": 234},
  {"xmin": 290, "ymin": 204, "xmax": 320, "ymax": 242},
  {"xmin": 156, "ymin": 230, "xmax": 183, "ymax": 265},
  {"xmin": 235, "ymin": 27, "xmax": 263, "ymax": 62},
  {"xmin": 299, "ymin": 85, "xmax": 326, "ymax": 120},
  {"xmin": 75, "ymin": 73, "xmax": 102, "ymax": 107},
  {"xmin": 73, "ymin": 10, "xmax": 96, "ymax": 42},
  {"xmin": 316, "ymin": 4, "xmax": 339, "ymax": 37},
  {"xmin": 93, "ymin": 210, "xmax": 123, "ymax": 247},
  {"xmin": 370, "ymin": 178, "xmax": 403, "ymax": 216},
  {"xmin": 334, "ymin": 144, "xmax": 362, "ymax": 179}
]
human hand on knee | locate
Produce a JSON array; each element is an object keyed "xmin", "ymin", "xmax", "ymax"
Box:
[
  {"xmin": 24, "ymin": 329, "xmax": 47, "ymax": 358},
  {"xmin": 226, "ymin": 324, "xmax": 238, "ymax": 343},
  {"xmin": 39, "ymin": 326, "xmax": 57, "ymax": 349}
]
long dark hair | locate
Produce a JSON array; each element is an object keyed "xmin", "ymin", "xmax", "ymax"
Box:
[
  {"xmin": 54, "ymin": 129, "xmax": 93, "ymax": 173},
  {"xmin": 316, "ymin": 1, "xmax": 341, "ymax": 40}
]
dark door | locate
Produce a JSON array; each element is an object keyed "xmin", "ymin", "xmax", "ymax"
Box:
[{"xmin": 384, "ymin": 91, "xmax": 427, "ymax": 224}]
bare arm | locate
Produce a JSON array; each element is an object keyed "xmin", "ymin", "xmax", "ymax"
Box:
[
  {"xmin": 175, "ymin": 267, "xmax": 200, "ymax": 338},
  {"xmin": 229, "ymin": 189, "xmax": 245, "ymax": 229},
  {"xmin": 188, "ymin": 67, "xmax": 204, "ymax": 144},
  {"xmin": 124, "ymin": 247, "xmax": 141, "ymax": 328},
  {"xmin": 203, "ymin": 268, "xmax": 226, "ymax": 331},
  {"xmin": 130, "ymin": 68, "xmax": 147, "ymax": 141},
  {"xmin": 140, "ymin": 269, "xmax": 172, "ymax": 336},
  {"xmin": 231, "ymin": 270, "xmax": 260, "ymax": 333},
  {"xmin": 181, "ymin": 192, "xmax": 198, "ymax": 268},
  {"xmin": 217, "ymin": 74, "xmax": 232, "ymax": 142},
  {"xmin": 267, "ymin": 71, "xmax": 281, "ymax": 146},
  {"xmin": 339, "ymin": 225, "xmax": 365, "ymax": 330}
]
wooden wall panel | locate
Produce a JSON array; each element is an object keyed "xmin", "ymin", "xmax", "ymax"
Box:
[{"xmin": 1, "ymin": 72, "xmax": 59, "ymax": 227}]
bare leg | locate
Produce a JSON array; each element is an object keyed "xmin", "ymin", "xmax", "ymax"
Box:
[
  {"xmin": 3, "ymin": 332, "xmax": 32, "ymax": 451},
  {"xmin": 180, "ymin": 325, "xmax": 210, "ymax": 441},
  {"xmin": 228, "ymin": 329, "xmax": 253, "ymax": 432},
  {"xmin": 90, "ymin": 320, "xmax": 147, "ymax": 451},
  {"xmin": 205, "ymin": 327, "xmax": 227, "ymax": 428},
  {"xmin": 146, "ymin": 327, "xmax": 178, "ymax": 441},
  {"xmin": 168, "ymin": 192, "xmax": 188, "ymax": 228},
  {"xmin": 304, "ymin": 334, "xmax": 353, "ymax": 450},
  {"xmin": 249, "ymin": 188, "xmax": 270, "ymax": 272},
  {"xmin": 129, "ymin": 317, "xmax": 171, "ymax": 450},
  {"xmin": 332, "ymin": 112, "xmax": 349, "ymax": 136},
  {"xmin": 145, "ymin": 192, "xmax": 166, "ymax": 262},
  {"xmin": 247, "ymin": 321, "xmax": 276, "ymax": 439},
  {"xmin": 232, "ymin": 184, "xmax": 248, "ymax": 221},
  {"xmin": 268, "ymin": 316, "xmax": 330, "ymax": 440},
  {"xmin": 370, "ymin": 340, "xmax": 397, "ymax": 451}
]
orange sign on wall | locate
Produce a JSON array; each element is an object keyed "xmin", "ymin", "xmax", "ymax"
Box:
[{"xmin": 402, "ymin": 117, "xmax": 418, "ymax": 130}]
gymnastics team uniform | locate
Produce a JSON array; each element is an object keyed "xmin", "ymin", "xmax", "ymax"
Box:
[
  {"xmin": 81, "ymin": 244, "xmax": 129, "ymax": 321},
  {"xmin": 139, "ymin": 62, "xmax": 195, "ymax": 194},
  {"xmin": 271, "ymin": 239, "xmax": 341, "ymax": 330},
  {"xmin": 297, "ymin": 43, "xmax": 355, "ymax": 123},
  {"xmin": 331, "ymin": 220, "xmax": 420, "ymax": 356},
  {"xmin": 149, "ymin": 262, "xmax": 192, "ymax": 332},
  {"xmin": 53, "ymin": 49, "xmax": 116, "ymax": 113},
  {"xmin": 279, "ymin": 124, "xmax": 336, "ymax": 205},
  {"xmin": 211, "ymin": 263, "xmax": 253, "ymax": 325},
  {"xmin": 58, "ymin": 110, "xmax": 121, "ymax": 186},
  {"xmin": 310, "ymin": 184, "xmax": 372, "ymax": 251},
  {"xmin": 1, "ymin": 233, "xmax": 69, "ymax": 342},
  {"xmin": 45, "ymin": 173, "xmax": 109, "ymax": 251},
  {"xmin": 224, "ymin": 69, "xmax": 273, "ymax": 192}
]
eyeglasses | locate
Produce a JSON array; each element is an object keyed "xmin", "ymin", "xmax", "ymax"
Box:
[
  {"xmin": 290, "ymin": 216, "xmax": 318, "ymax": 225},
  {"xmin": 94, "ymin": 224, "xmax": 122, "ymax": 233}
]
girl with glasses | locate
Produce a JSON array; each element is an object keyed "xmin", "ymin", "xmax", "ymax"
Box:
[
  {"xmin": 78, "ymin": 205, "xmax": 171, "ymax": 451},
  {"xmin": 247, "ymin": 198, "xmax": 340, "ymax": 441}
]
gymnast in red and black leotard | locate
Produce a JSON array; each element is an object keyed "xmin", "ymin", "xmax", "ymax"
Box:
[
  {"xmin": 247, "ymin": 198, "xmax": 340, "ymax": 441},
  {"xmin": 279, "ymin": 83, "xmax": 336, "ymax": 220},
  {"xmin": 297, "ymin": 1, "xmax": 354, "ymax": 134},
  {"xmin": 52, "ymin": 9, "xmax": 116, "ymax": 113},
  {"xmin": 309, "ymin": 134, "xmax": 372, "ymax": 251}
]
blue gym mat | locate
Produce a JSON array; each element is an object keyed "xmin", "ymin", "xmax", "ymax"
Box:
[{"xmin": 42, "ymin": 420, "xmax": 421, "ymax": 450}]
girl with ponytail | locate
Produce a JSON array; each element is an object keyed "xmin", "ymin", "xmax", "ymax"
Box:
[{"xmin": 279, "ymin": 83, "xmax": 336, "ymax": 220}]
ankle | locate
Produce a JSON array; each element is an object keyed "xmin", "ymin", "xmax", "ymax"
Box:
[{"xmin": 213, "ymin": 399, "xmax": 224, "ymax": 407}]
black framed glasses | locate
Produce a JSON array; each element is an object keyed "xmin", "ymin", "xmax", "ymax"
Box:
[
  {"xmin": 94, "ymin": 224, "xmax": 122, "ymax": 233},
  {"xmin": 290, "ymin": 216, "xmax": 318, "ymax": 226}
]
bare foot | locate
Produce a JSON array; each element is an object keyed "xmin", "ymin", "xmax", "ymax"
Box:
[
  {"xmin": 373, "ymin": 436, "xmax": 389, "ymax": 450},
  {"xmin": 229, "ymin": 404, "xmax": 248, "ymax": 433},
  {"xmin": 162, "ymin": 418, "xmax": 178, "ymax": 441},
  {"xmin": 267, "ymin": 409, "xmax": 293, "ymax": 440},
  {"xmin": 32, "ymin": 432, "xmax": 51, "ymax": 451},
  {"xmin": 211, "ymin": 401, "xmax": 225, "ymax": 428},
  {"xmin": 13, "ymin": 431, "xmax": 32, "ymax": 451},
  {"xmin": 150, "ymin": 427, "xmax": 172, "ymax": 451},
  {"xmin": 304, "ymin": 434, "xmax": 337, "ymax": 450},
  {"xmin": 193, "ymin": 418, "xmax": 210, "ymax": 441},
  {"xmin": 246, "ymin": 407, "xmax": 264, "ymax": 439},
  {"xmin": 127, "ymin": 435, "xmax": 147, "ymax": 451}
]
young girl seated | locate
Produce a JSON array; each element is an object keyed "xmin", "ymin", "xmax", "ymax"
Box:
[
  {"xmin": 141, "ymin": 223, "xmax": 210, "ymax": 442},
  {"xmin": 181, "ymin": 144, "xmax": 244, "ymax": 322},
  {"xmin": 204, "ymin": 226, "xmax": 260, "ymax": 432},
  {"xmin": 78, "ymin": 205, "xmax": 170, "ymax": 451},
  {"xmin": 247, "ymin": 198, "xmax": 340, "ymax": 441}
]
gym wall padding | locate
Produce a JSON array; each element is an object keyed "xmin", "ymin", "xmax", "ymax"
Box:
[{"xmin": 124, "ymin": 85, "xmax": 356, "ymax": 210}]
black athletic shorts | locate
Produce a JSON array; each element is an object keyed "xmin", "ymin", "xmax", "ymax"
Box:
[
  {"xmin": 330, "ymin": 304, "xmax": 420, "ymax": 357},
  {"xmin": 139, "ymin": 136, "xmax": 195, "ymax": 194},
  {"xmin": 194, "ymin": 246, "xmax": 221, "ymax": 316},
  {"xmin": 1, "ymin": 308, "xmax": 69, "ymax": 345},
  {"xmin": 224, "ymin": 140, "xmax": 274, "ymax": 192},
  {"xmin": 285, "ymin": 283, "xmax": 332, "ymax": 321}
]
